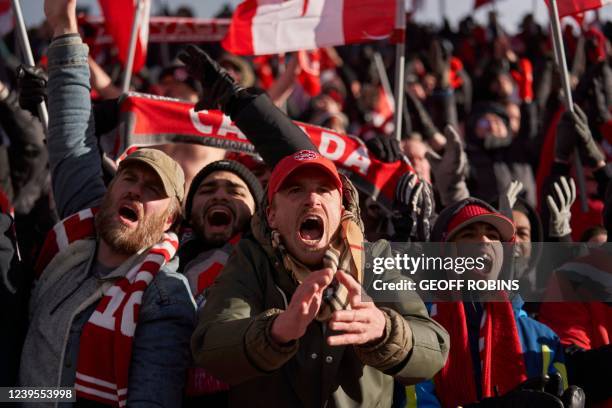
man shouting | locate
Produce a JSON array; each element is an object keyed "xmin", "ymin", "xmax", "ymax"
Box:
[
  {"xmin": 19, "ymin": 1, "xmax": 195, "ymax": 406},
  {"xmin": 183, "ymin": 46, "xmax": 450, "ymax": 407}
]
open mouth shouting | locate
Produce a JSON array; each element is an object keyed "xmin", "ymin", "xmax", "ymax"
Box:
[
  {"xmin": 473, "ymin": 253, "xmax": 493, "ymax": 276},
  {"xmin": 204, "ymin": 205, "xmax": 235, "ymax": 233},
  {"xmin": 117, "ymin": 202, "xmax": 141, "ymax": 227},
  {"xmin": 298, "ymin": 214, "xmax": 325, "ymax": 246}
]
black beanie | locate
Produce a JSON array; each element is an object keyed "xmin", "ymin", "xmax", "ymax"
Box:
[{"xmin": 185, "ymin": 159, "xmax": 264, "ymax": 220}]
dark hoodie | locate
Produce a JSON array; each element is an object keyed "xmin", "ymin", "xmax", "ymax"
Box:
[
  {"xmin": 465, "ymin": 102, "xmax": 537, "ymax": 207},
  {"xmin": 508, "ymin": 198, "xmax": 544, "ymax": 315}
]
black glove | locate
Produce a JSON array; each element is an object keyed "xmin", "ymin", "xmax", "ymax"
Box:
[
  {"xmin": 16, "ymin": 65, "xmax": 47, "ymax": 116},
  {"xmin": 555, "ymin": 104, "xmax": 605, "ymax": 167},
  {"xmin": 465, "ymin": 373, "xmax": 584, "ymax": 408},
  {"xmin": 177, "ymin": 45, "xmax": 243, "ymax": 112},
  {"xmin": 516, "ymin": 372, "xmax": 584, "ymax": 408},
  {"xmin": 515, "ymin": 372, "xmax": 563, "ymax": 396},
  {"xmin": 392, "ymin": 172, "xmax": 435, "ymax": 242},
  {"xmin": 362, "ymin": 130, "xmax": 402, "ymax": 163},
  {"xmin": 464, "ymin": 389, "xmax": 564, "ymax": 408},
  {"xmin": 560, "ymin": 386, "xmax": 586, "ymax": 408}
]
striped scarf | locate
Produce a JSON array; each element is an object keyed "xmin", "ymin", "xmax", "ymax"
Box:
[
  {"xmin": 271, "ymin": 209, "xmax": 364, "ymax": 322},
  {"xmin": 430, "ymin": 300, "xmax": 527, "ymax": 407},
  {"xmin": 182, "ymin": 234, "xmax": 240, "ymax": 397},
  {"xmin": 35, "ymin": 208, "xmax": 178, "ymax": 407}
]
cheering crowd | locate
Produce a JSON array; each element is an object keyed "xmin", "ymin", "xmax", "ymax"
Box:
[{"xmin": 0, "ymin": 0, "xmax": 611, "ymax": 407}]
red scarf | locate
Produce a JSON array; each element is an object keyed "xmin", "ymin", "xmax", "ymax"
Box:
[
  {"xmin": 431, "ymin": 300, "xmax": 527, "ymax": 407},
  {"xmin": 35, "ymin": 208, "xmax": 178, "ymax": 407}
]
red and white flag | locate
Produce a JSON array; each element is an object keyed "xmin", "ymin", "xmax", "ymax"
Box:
[
  {"xmin": 546, "ymin": 0, "xmax": 611, "ymax": 17},
  {"xmin": 100, "ymin": 93, "xmax": 415, "ymax": 210},
  {"xmin": 98, "ymin": 0, "xmax": 151, "ymax": 73},
  {"xmin": 222, "ymin": 0, "xmax": 396, "ymax": 55},
  {"xmin": 0, "ymin": 0, "xmax": 14, "ymax": 37}
]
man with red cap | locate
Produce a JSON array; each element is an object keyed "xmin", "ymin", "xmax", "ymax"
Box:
[
  {"xmin": 398, "ymin": 197, "xmax": 578, "ymax": 408},
  {"xmin": 180, "ymin": 45, "xmax": 449, "ymax": 407}
]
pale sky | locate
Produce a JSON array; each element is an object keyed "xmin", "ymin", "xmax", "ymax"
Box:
[{"xmin": 20, "ymin": 0, "xmax": 612, "ymax": 33}]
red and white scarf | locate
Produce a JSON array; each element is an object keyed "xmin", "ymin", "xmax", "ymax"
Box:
[
  {"xmin": 182, "ymin": 234, "xmax": 241, "ymax": 397},
  {"xmin": 35, "ymin": 208, "xmax": 178, "ymax": 407},
  {"xmin": 430, "ymin": 300, "xmax": 528, "ymax": 407}
]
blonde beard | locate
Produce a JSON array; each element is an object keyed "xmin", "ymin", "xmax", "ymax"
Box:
[{"xmin": 95, "ymin": 195, "xmax": 169, "ymax": 255}]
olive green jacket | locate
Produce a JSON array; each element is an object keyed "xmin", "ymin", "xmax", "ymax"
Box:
[{"xmin": 192, "ymin": 183, "xmax": 449, "ymax": 407}]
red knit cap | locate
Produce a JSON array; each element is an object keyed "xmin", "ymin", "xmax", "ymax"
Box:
[{"xmin": 446, "ymin": 204, "xmax": 515, "ymax": 242}]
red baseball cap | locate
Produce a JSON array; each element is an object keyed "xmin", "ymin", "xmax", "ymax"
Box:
[
  {"xmin": 267, "ymin": 150, "xmax": 342, "ymax": 203},
  {"xmin": 445, "ymin": 204, "xmax": 515, "ymax": 242}
]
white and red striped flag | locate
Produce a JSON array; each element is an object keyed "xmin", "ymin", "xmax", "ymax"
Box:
[
  {"xmin": 0, "ymin": 0, "xmax": 14, "ymax": 37},
  {"xmin": 98, "ymin": 0, "xmax": 151, "ymax": 73},
  {"xmin": 222, "ymin": 0, "xmax": 396, "ymax": 55},
  {"xmin": 546, "ymin": 0, "xmax": 611, "ymax": 17}
]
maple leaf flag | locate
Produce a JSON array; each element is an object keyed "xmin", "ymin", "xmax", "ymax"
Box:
[
  {"xmin": 222, "ymin": 0, "xmax": 396, "ymax": 56},
  {"xmin": 98, "ymin": 0, "xmax": 151, "ymax": 73}
]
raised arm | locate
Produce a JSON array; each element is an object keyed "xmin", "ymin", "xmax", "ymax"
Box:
[
  {"xmin": 178, "ymin": 45, "xmax": 316, "ymax": 168},
  {"xmin": 45, "ymin": 0, "xmax": 106, "ymax": 218}
]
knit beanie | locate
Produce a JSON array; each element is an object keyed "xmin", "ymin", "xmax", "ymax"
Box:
[{"xmin": 185, "ymin": 160, "xmax": 264, "ymax": 220}]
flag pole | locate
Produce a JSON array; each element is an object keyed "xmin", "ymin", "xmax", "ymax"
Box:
[
  {"xmin": 10, "ymin": 0, "xmax": 48, "ymax": 131},
  {"xmin": 440, "ymin": 0, "xmax": 447, "ymax": 22},
  {"xmin": 373, "ymin": 52, "xmax": 395, "ymax": 112},
  {"xmin": 122, "ymin": 0, "xmax": 146, "ymax": 93},
  {"xmin": 392, "ymin": 0, "xmax": 406, "ymax": 142},
  {"xmin": 548, "ymin": 0, "xmax": 589, "ymax": 212}
]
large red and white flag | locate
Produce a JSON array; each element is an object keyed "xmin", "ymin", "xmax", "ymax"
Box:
[
  {"xmin": 0, "ymin": 0, "xmax": 14, "ymax": 37},
  {"xmin": 222, "ymin": 0, "xmax": 396, "ymax": 55},
  {"xmin": 101, "ymin": 93, "xmax": 415, "ymax": 209},
  {"xmin": 547, "ymin": 0, "xmax": 611, "ymax": 17},
  {"xmin": 98, "ymin": 0, "xmax": 151, "ymax": 73}
]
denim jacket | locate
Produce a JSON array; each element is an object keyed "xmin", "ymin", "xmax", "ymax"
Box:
[{"xmin": 18, "ymin": 35, "xmax": 196, "ymax": 407}]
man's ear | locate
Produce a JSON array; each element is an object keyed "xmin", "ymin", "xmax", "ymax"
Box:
[
  {"xmin": 266, "ymin": 202, "xmax": 277, "ymax": 229},
  {"xmin": 163, "ymin": 213, "xmax": 175, "ymax": 232},
  {"xmin": 163, "ymin": 199, "xmax": 178, "ymax": 232}
]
